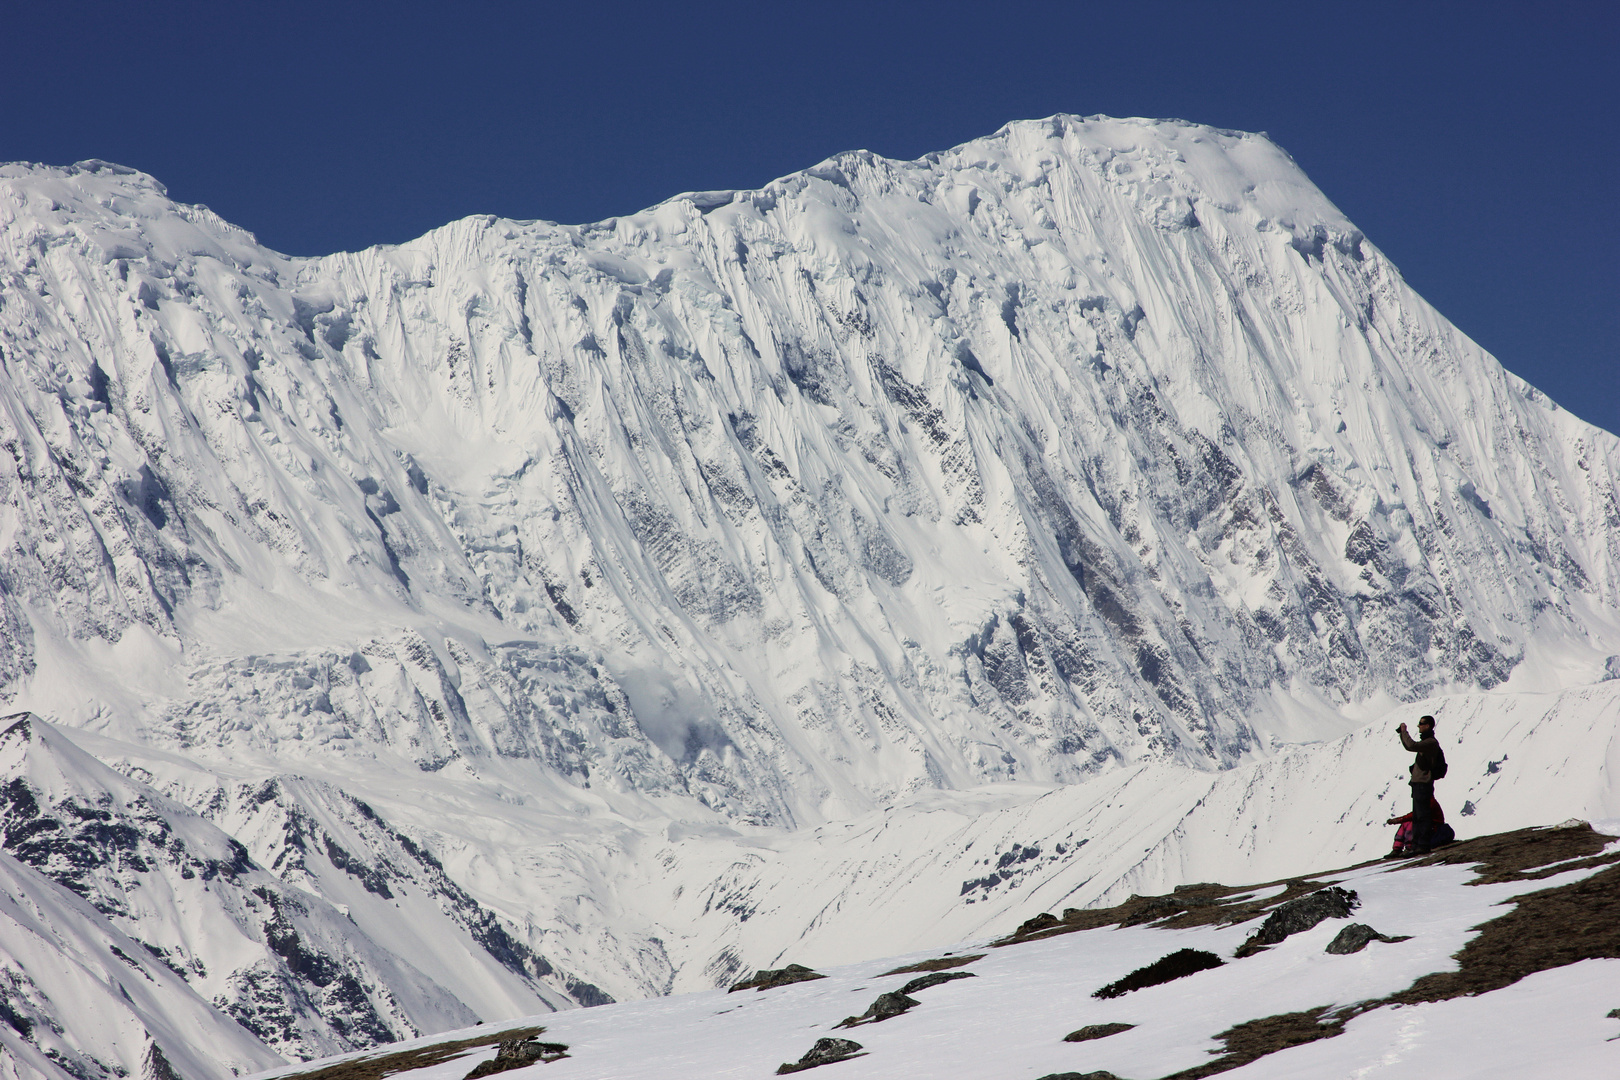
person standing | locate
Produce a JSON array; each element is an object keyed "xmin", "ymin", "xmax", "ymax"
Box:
[{"xmin": 1396, "ymin": 714, "xmax": 1444, "ymax": 855}]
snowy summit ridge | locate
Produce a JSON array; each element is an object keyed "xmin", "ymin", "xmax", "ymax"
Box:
[
  {"xmin": 3, "ymin": 115, "xmax": 1616, "ymax": 823},
  {"xmin": 3, "ymin": 115, "xmax": 1620, "ymax": 1073}
]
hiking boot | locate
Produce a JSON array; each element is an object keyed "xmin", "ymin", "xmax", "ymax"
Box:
[
  {"xmin": 1409, "ymin": 847, "xmax": 1431, "ymax": 855},
  {"xmin": 1383, "ymin": 850, "xmax": 1406, "ymax": 859}
]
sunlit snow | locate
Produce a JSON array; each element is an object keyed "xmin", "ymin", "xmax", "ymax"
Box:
[{"xmin": 3, "ymin": 115, "xmax": 1620, "ymax": 1076}]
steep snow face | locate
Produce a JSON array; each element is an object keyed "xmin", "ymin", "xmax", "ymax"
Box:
[
  {"xmin": 630, "ymin": 682, "xmax": 1620, "ymax": 987},
  {"xmin": 4, "ymin": 120, "xmax": 1620, "ymax": 827},
  {"xmin": 5, "ymin": 119, "xmax": 1620, "ymax": 828},
  {"xmin": 144, "ymin": 767, "xmax": 615, "ymax": 1011},
  {"xmin": 0, "ymin": 850, "xmax": 282, "ymax": 1080},
  {"xmin": 8, "ymin": 117, "xmax": 1620, "ymax": 1079}
]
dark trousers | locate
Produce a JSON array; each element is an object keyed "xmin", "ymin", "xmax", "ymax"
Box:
[{"xmin": 1410, "ymin": 782, "xmax": 1434, "ymax": 850}]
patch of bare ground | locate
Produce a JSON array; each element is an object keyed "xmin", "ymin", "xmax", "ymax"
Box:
[
  {"xmin": 1157, "ymin": 1008, "xmax": 1346, "ymax": 1079},
  {"xmin": 1371, "ymin": 856, "xmax": 1620, "ymax": 1007},
  {"xmin": 1162, "ymin": 852, "xmax": 1620, "ymax": 1077},
  {"xmin": 265, "ymin": 1028, "xmax": 544, "ymax": 1080},
  {"xmin": 878, "ymin": 953, "xmax": 984, "ymax": 975},
  {"xmin": 995, "ymin": 880, "xmax": 1326, "ymax": 947},
  {"xmin": 1004, "ymin": 824, "xmax": 1619, "ymax": 950},
  {"xmin": 1397, "ymin": 821, "xmax": 1616, "ymax": 883},
  {"xmin": 1035, "ymin": 824, "xmax": 1620, "ymax": 1079},
  {"xmin": 1064, "ymin": 1023, "xmax": 1135, "ymax": 1043}
]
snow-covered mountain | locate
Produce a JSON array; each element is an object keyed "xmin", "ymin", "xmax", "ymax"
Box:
[
  {"xmin": 4, "ymin": 114, "xmax": 1620, "ymax": 1076},
  {"xmin": 6, "ymin": 116, "xmax": 1619, "ymax": 822}
]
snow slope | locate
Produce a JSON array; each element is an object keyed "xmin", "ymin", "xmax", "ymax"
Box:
[
  {"xmin": 629, "ymin": 682, "xmax": 1620, "ymax": 985},
  {"xmin": 245, "ymin": 823, "xmax": 1620, "ymax": 1080},
  {"xmin": 0, "ymin": 850, "xmax": 282, "ymax": 1080}
]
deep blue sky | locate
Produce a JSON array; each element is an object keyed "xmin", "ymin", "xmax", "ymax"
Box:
[{"xmin": 6, "ymin": 2, "xmax": 1616, "ymax": 433}]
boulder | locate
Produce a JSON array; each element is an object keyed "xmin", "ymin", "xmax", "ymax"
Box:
[
  {"xmin": 836, "ymin": 992, "xmax": 920, "ymax": 1028},
  {"xmin": 1016, "ymin": 912, "xmax": 1062, "ymax": 936},
  {"xmin": 1237, "ymin": 887, "xmax": 1359, "ymax": 956},
  {"xmin": 464, "ymin": 1037, "xmax": 569, "ymax": 1078},
  {"xmin": 777, "ymin": 1038, "xmax": 865, "ymax": 1074},
  {"xmin": 899, "ymin": 971, "xmax": 976, "ymax": 995},
  {"xmin": 730, "ymin": 964, "xmax": 827, "ymax": 992},
  {"xmin": 1324, "ymin": 923, "xmax": 1409, "ymax": 954}
]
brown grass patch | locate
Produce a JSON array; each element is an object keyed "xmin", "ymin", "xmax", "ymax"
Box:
[
  {"xmin": 994, "ymin": 880, "xmax": 1328, "ymax": 947},
  {"xmin": 878, "ymin": 953, "xmax": 984, "ymax": 976},
  {"xmin": 1063, "ymin": 1022, "xmax": 1135, "ymax": 1043},
  {"xmin": 1158, "ymin": 1008, "xmax": 1346, "ymax": 1079},
  {"xmin": 1396, "ymin": 822, "xmax": 1614, "ymax": 883},
  {"xmin": 1378, "ymin": 857, "xmax": 1620, "ymax": 1005},
  {"xmin": 266, "ymin": 1028, "xmax": 544, "ymax": 1080},
  {"xmin": 1000, "ymin": 823, "xmax": 1619, "ymax": 949},
  {"xmin": 1019, "ymin": 824, "xmax": 1618, "ymax": 1078}
]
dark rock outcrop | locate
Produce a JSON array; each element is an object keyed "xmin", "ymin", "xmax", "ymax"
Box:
[
  {"xmin": 899, "ymin": 971, "xmax": 976, "ymax": 995},
  {"xmin": 730, "ymin": 963, "xmax": 826, "ymax": 992},
  {"xmin": 463, "ymin": 1036, "xmax": 569, "ymax": 1078},
  {"xmin": 1063, "ymin": 1022, "xmax": 1135, "ymax": 1042},
  {"xmin": 777, "ymin": 1037, "xmax": 864, "ymax": 1074},
  {"xmin": 1236, "ymin": 887, "xmax": 1359, "ymax": 956},
  {"xmin": 1015, "ymin": 912, "xmax": 1062, "ymax": 936},
  {"xmin": 142, "ymin": 1041, "xmax": 183, "ymax": 1080},
  {"xmin": 1324, "ymin": 923, "xmax": 1409, "ymax": 954},
  {"xmin": 835, "ymin": 992, "xmax": 919, "ymax": 1028}
]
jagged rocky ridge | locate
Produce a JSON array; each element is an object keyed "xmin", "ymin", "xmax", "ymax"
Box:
[
  {"xmin": 4, "ymin": 115, "xmax": 1619, "ymax": 828},
  {"xmin": 0, "ymin": 713, "xmax": 604, "ymax": 1069},
  {"xmin": 0, "ymin": 844, "xmax": 283, "ymax": 1080}
]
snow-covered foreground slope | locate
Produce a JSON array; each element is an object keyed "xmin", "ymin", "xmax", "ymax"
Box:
[{"xmin": 248, "ymin": 822, "xmax": 1620, "ymax": 1080}]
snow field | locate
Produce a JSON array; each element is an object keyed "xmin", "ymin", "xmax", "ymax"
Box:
[{"xmin": 249, "ymin": 850, "xmax": 1620, "ymax": 1080}]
